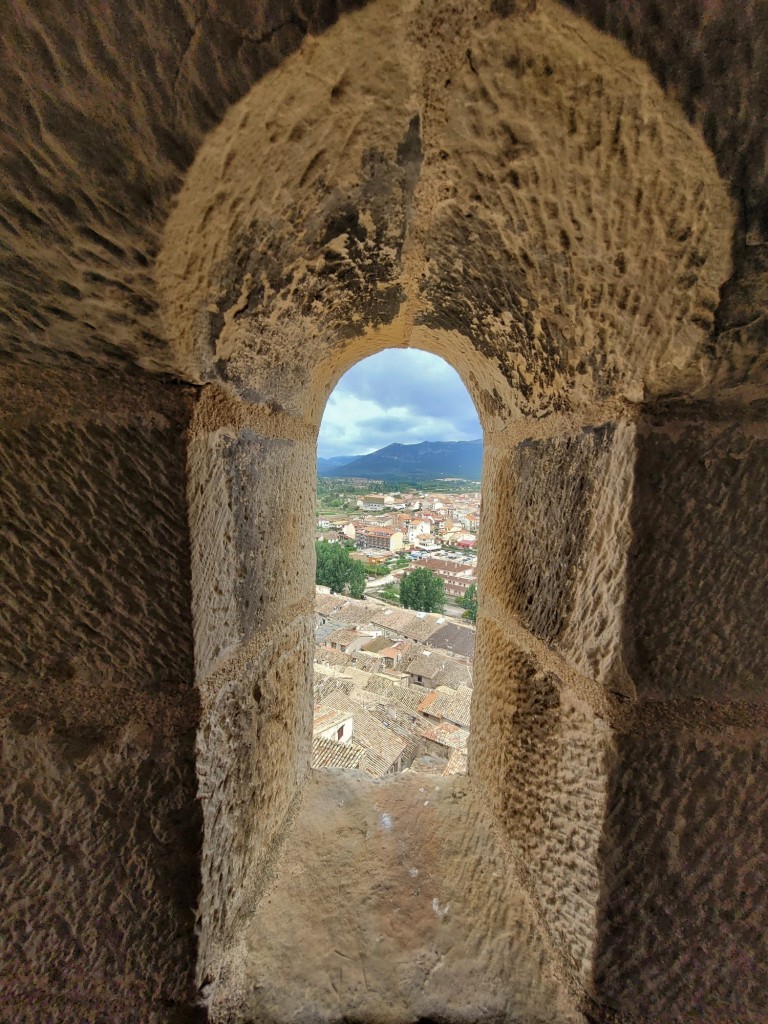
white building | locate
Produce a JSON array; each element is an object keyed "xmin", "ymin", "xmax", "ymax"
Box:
[{"xmin": 313, "ymin": 708, "xmax": 354, "ymax": 745}]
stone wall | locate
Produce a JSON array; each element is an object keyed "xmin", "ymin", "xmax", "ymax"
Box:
[
  {"xmin": 589, "ymin": 410, "xmax": 768, "ymax": 1022},
  {"xmin": 594, "ymin": 706, "xmax": 768, "ymax": 1023},
  {"xmin": 187, "ymin": 386, "xmax": 316, "ymax": 979},
  {"xmin": 0, "ymin": 0, "xmax": 766, "ymax": 1020},
  {"xmin": 474, "ymin": 410, "xmax": 768, "ymax": 1023},
  {"xmin": 471, "ymin": 619, "xmax": 615, "ymax": 985},
  {"xmin": 0, "ymin": 365, "xmax": 202, "ymax": 1022},
  {"xmin": 624, "ymin": 416, "xmax": 768, "ymax": 702},
  {"xmin": 473, "ymin": 421, "xmax": 631, "ymax": 989}
]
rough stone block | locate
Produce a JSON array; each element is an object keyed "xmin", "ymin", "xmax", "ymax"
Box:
[
  {"xmin": 472, "ymin": 619, "xmax": 614, "ymax": 985},
  {"xmin": 0, "ymin": 708, "xmax": 202, "ymax": 1023},
  {"xmin": 188, "ymin": 429, "xmax": 315, "ymax": 682},
  {"xmin": 0, "ymin": 369, "xmax": 202, "ymax": 1022},
  {"xmin": 481, "ymin": 423, "xmax": 635, "ymax": 692},
  {"xmin": 210, "ymin": 773, "xmax": 584, "ymax": 1024},
  {"xmin": 593, "ymin": 713, "xmax": 768, "ymax": 1023},
  {"xmin": 624, "ymin": 421, "xmax": 768, "ymax": 701},
  {"xmin": 196, "ymin": 614, "xmax": 313, "ymax": 976},
  {"xmin": 0, "ymin": 395, "xmax": 195, "ymax": 691}
]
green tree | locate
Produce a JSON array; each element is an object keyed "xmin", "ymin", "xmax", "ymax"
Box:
[
  {"xmin": 315, "ymin": 540, "xmax": 369, "ymax": 598},
  {"xmin": 315, "ymin": 541, "xmax": 350, "ymax": 594},
  {"xmin": 400, "ymin": 567, "xmax": 445, "ymax": 613},
  {"xmin": 458, "ymin": 582, "xmax": 477, "ymax": 623},
  {"xmin": 347, "ymin": 560, "xmax": 367, "ymax": 599}
]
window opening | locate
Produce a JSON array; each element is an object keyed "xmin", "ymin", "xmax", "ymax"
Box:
[{"xmin": 311, "ymin": 349, "xmax": 482, "ymax": 778}]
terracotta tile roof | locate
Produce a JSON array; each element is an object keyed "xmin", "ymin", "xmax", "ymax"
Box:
[
  {"xmin": 316, "ymin": 659, "xmax": 365, "ymax": 678},
  {"xmin": 414, "ymin": 557, "xmax": 465, "ymax": 573},
  {"xmin": 347, "ymin": 686, "xmax": 390, "ymax": 708},
  {"xmin": 325, "ymin": 627, "xmax": 359, "ymax": 647},
  {"xmin": 417, "ymin": 691, "xmax": 440, "ymax": 714},
  {"xmin": 434, "ymin": 661, "xmax": 472, "ymax": 689},
  {"xmin": 428, "ymin": 686, "xmax": 472, "ymax": 728},
  {"xmin": 358, "ymin": 525, "xmax": 397, "ymax": 537},
  {"xmin": 315, "ymin": 592, "xmax": 348, "ymax": 615},
  {"xmin": 380, "ymin": 639, "xmax": 415, "ymax": 660},
  {"xmin": 401, "ymin": 613, "xmax": 442, "ymax": 642},
  {"xmin": 391, "ymin": 686, "xmax": 431, "ymax": 713},
  {"xmin": 392, "ymin": 644, "xmax": 422, "ymax": 670},
  {"xmin": 427, "ymin": 623, "xmax": 476, "ymax": 660},
  {"xmin": 332, "ymin": 601, "xmax": 376, "ymax": 626},
  {"xmin": 314, "ymin": 649, "xmax": 353, "ymax": 669},
  {"xmin": 312, "ymin": 706, "xmax": 353, "ymax": 736},
  {"xmin": 416, "ymin": 720, "xmax": 469, "ymax": 752},
  {"xmin": 407, "ymin": 651, "xmax": 446, "ymax": 681},
  {"xmin": 359, "ymin": 750, "xmax": 393, "ymax": 777},
  {"xmin": 365, "ymin": 707, "xmax": 423, "ymax": 766},
  {"xmin": 365, "ymin": 674, "xmax": 396, "ymax": 695},
  {"xmin": 442, "ymin": 749, "xmax": 468, "ymax": 775},
  {"xmin": 407, "ymin": 651, "xmax": 472, "ymax": 689},
  {"xmin": 316, "ymin": 693, "xmax": 407, "ymax": 776},
  {"xmin": 349, "ymin": 651, "xmax": 380, "ymax": 672},
  {"xmin": 367, "ymin": 702, "xmax": 422, "ymax": 733},
  {"xmin": 361, "ymin": 636, "xmax": 391, "ymax": 653},
  {"xmin": 312, "ymin": 737, "xmax": 364, "ymax": 770},
  {"xmin": 369, "ymin": 607, "xmax": 415, "ymax": 632},
  {"xmin": 312, "ymin": 673, "xmax": 354, "ymax": 702}
]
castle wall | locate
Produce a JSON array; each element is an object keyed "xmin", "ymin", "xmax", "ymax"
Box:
[{"xmin": 0, "ymin": 366, "xmax": 203, "ymax": 1022}]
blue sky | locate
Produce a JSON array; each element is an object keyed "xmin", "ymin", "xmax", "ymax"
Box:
[{"xmin": 318, "ymin": 349, "xmax": 481, "ymax": 460}]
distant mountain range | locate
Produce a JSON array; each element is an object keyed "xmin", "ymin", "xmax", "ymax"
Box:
[
  {"xmin": 318, "ymin": 439, "xmax": 483, "ymax": 481},
  {"xmin": 317, "ymin": 454, "xmax": 360, "ymax": 473}
]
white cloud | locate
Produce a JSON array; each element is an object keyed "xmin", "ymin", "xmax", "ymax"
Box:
[{"xmin": 318, "ymin": 350, "xmax": 481, "ymax": 459}]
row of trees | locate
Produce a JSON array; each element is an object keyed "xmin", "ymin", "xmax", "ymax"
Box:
[
  {"xmin": 401, "ymin": 572, "xmax": 478, "ymax": 621},
  {"xmin": 315, "ymin": 541, "xmax": 366, "ymax": 598},
  {"xmin": 316, "ymin": 542, "xmax": 479, "ymax": 624}
]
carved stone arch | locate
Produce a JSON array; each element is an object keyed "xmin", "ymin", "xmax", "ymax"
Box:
[
  {"xmin": 155, "ymin": 3, "xmax": 750, "ymax": 1016},
  {"xmin": 3, "ymin": 0, "xmax": 767, "ymax": 1019}
]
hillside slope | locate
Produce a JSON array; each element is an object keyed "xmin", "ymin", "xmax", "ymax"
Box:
[{"xmin": 318, "ymin": 439, "xmax": 483, "ymax": 480}]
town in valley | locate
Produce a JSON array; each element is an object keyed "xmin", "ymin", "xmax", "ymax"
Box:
[{"xmin": 311, "ymin": 481, "xmax": 481, "ymax": 778}]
